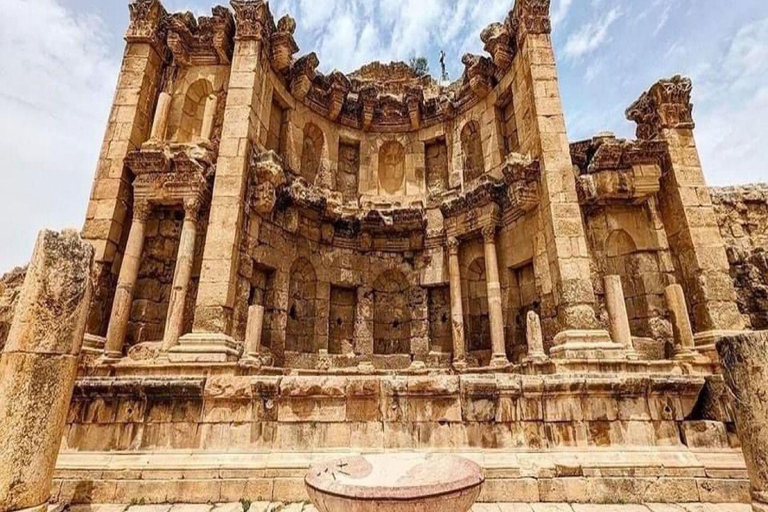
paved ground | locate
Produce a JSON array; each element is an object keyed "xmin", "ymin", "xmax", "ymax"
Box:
[{"xmin": 59, "ymin": 502, "xmax": 753, "ymax": 512}]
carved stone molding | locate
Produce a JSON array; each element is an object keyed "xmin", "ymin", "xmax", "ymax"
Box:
[
  {"xmin": 133, "ymin": 200, "xmax": 153, "ymax": 222},
  {"xmin": 271, "ymin": 15, "xmax": 299, "ymax": 74},
  {"xmin": 359, "ymin": 85, "xmax": 379, "ymax": 131},
  {"xmin": 446, "ymin": 237, "xmax": 461, "ymax": 256},
  {"xmin": 481, "ymin": 22, "xmax": 514, "ymax": 72},
  {"xmin": 290, "ymin": 53, "xmax": 319, "ymax": 100},
  {"xmin": 327, "ymin": 71, "xmax": 351, "ymax": 121},
  {"xmin": 502, "ymin": 154, "xmax": 541, "ymax": 214},
  {"xmin": 481, "ymin": 225, "xmax": 497, "ymax": 242},
  {"xmin": 462, "ymin": 54, "xmax": 495, "ymax": 100},
  {"xmin": 231, "ymin": 0, "xmax": 272, "ymax": 42},
  {"xmin": 166, "ymin": 8, "xmax": 234, "ymax": 66},
  {"xmin": 126, "ymin": 0, "xmax": 168, "ymax": 51},
  {"xmin": 405, "ymin": 86, "xmax": 424, "ymax": 130},
  {"xmin": 626, "ymin": 75, "xmax": 694, "ymax": 140}
]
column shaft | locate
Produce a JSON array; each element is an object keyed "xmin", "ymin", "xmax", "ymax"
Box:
[
  {"xmin": 483, "ymin": 228, "xmax": 508, "ymax": 366},
  {"xmin": 149, "ymin": 91, "xmax": 172, "ymax": 142},
  {"xmin": 447, "ymin": 239, "xmax": 466, "ymax": 365},
  {"xmin": 200, "ymin": 93, "xmax": 219, "ymax": 142},
  {"xmin": 243, "ymin": 304, "xmax": 265, "ymax": 359},
  {"xmin": 103, "ymin": 203, "xmax": 150, "ymax": 358},
  {"xmin": 604, "ymin": 275, "xmax": 637, "ymax": 356},
  {"xmin": 161, "ymin": 203, "xmax": 199, "ymax": 353}
]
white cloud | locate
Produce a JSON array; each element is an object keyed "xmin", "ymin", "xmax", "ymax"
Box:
[
  {"xmin": 0, "ymin": 0, "xmax": 119, "ymax": 270},
  {"xmin": 551, "ymin": 0, "xmax": 573, "ymax": 28},
  {"xmin": 563, "ymin": 7, "xmax": 622, "ymax": 59}
]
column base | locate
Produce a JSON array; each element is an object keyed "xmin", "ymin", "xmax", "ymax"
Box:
[
  {"xmin": 452, "ymin": 359, "xmax": 469, "ymax": 372},
  {"xmin": 523, "ymin": 352, "xmax": 549, "ymax": 364},
  {"xmin": 97, "ymin": 351, "xmax": 123, "ymax": 364},
  {"xmin": 168, "ymin": 333, "xmax": 242, "ymax": 363},
  {"xmin": 673, "ymin": 348, "xmax": 709, "ymax": 363},
  {"xmin": 550, "ymin": 329, "xmax": 628, "ymax": 360},
  {"xmin": 490, "ymin": 353, "xmax": 510, "ymax": 368},
  {"xmin": 357, "ymin": 361, "xmax": 376, "ymax": 374}
]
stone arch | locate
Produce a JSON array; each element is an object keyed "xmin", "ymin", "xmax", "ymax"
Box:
[
  {"xmin": 300, "ymin": 122, "xmax": 325, "ymax": 184},
  {"xmin": 465, "ymin": 257, "xmax": 491, "ymax": 352},
  {"xmin": 372, "ymin": 269, "xmax": 411, "ymax": 355},
  {"xmin": 174, "ymin": 78, "xmax": 214, "ymax": 142},
  {"xmin": 461, "ymin": 120, "xmax": 485, "ymax": 183},
  {"xmin": 285, "ymin": 258, "xmax": 317, "ymax": 353},
  {"xmin": 378, "ymin": 141, "xmax": 406, "ymax": 195}
]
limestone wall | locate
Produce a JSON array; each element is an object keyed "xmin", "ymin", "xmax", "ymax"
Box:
[{"xmin": 711, "ymin": 185, "xmax": 768, "ymax": 330}]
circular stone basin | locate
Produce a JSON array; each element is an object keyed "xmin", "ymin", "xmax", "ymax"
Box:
[{"xmin": 305, "ymin": 453, "xmax": 484, "ymax": 512}]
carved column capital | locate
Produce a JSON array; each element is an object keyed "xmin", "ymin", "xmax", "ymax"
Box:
[
  {"xmin": 183, "ymin": 197, "xmax": 204, "ymax": 222},
  {"xmin": 126, "ymin": 0, "xmax": 168, "ymax": 52},
  {"xmin": 231, "ymin": 0, "xmax": 272, "ymax": 41},
  {"xmin": 481, "ymin": 225, "xmax": 497, "ymax": 242},
  {"xmin": 290, "ymin": 52, "xmax": 319, "ymax": 100},
  {"xmin": 270, "ymin": 15, "xmax": 299, "ymax": 74},
  {"xmin": 626, "ymin": 75, "xmax": 694, "ymax": 140},
  {"xmin": 481, "ymin": 22, "xmax": 514, "ymax": 71},
  {"xmin": 446, "ymin": 237, "xmax": 461, "ymax": 256},
  {"xmin": 462, "ymin": 53, "xmax": 495, "ymax": 99},
  {"xmin": 508, "ymin": 0, "xmax": 551, "ymax": 48},
  {"xmin": 133, "ymin": 200, "xmax": 152, "ymax": 222}
]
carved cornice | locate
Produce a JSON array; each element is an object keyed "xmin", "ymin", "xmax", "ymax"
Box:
[
  {"xmin": 359, "ymin": 85, "xmax": 379, "ymax": 131},
  {"xmin": 481, "ymin": 22, "xmax": 515, "ymax": 72},
  {"xmin": 167, "ymin": 9, "xmax": 235, "ymax": 66},
  {"xmin": 501, "ymin": 154, "xmax": 541, "ymax": 214},
  {"xmin": 247, "ymin": 150, "xmax": 287, "ymax": 215},
  {"xmin": 126, "ymin": 0, "xmax": 168, "ymax": 51},
  {"xmin": 290, "ymin": 53, "xmax": 319, "ymax": 100},
  {"xmin": 462, "ymin": 53, "xmax": 495, "ymax": 100},
  {"xmin": 327, "ymin": 71, "xmax": 351, "ymax": 122},
  {"xmin": 231, "ymin": 0, "xmax": 273, "ymax": 42},
  {"xmin": 626, "ymin": 75, "xmax": 694, "ymax": 140},
  {"xmin": 271, "ymin": 15, "xmax": 299, "ymax": 74}
]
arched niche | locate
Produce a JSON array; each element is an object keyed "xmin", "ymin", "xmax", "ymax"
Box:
[
  {"xmin": 285, "ymin": 258, "xmax": 317, "ymax": 353},
  {"xmin": 461, "ymin": 120, "xmax": 485, "ymax": 184},
  {"xmin": 173, "ymin": 79, "xmax": 215, "ymax": 143},
  {"xmin": 300, "ymin": 123, "xmax": 325, "ymax": 184},
  {"xmin": 373, "ymin": 269, "xmax": 411, "ymax": 355},
  {"xmin": 378, "ymin": 141, "xmax": 406, "ymax": 195},
  {"xmin": 465, "ymin": 256, "xmax": 491, "ymax": 352}
]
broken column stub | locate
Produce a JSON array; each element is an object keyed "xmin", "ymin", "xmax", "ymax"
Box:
[
  {"xmin": 717, "ymin": 332, "xmax": 768, "ymax": 511},
  {"xmin": 0, "ymin": 230, "xmax": 93, "ymax": 512}
]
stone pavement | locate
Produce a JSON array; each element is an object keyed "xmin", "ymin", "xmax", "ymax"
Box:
[{"xmin": 58, "ymin": 502, "xmax": 752, "ymax": 512}]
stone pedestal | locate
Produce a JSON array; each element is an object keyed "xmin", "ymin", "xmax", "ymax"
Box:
[
  {"xmin": 103, "ymin": 201, "xmax": 151, "ymax": 360},
  {"xmin": 0, "ymin": 230, "xmax": 92, "ymax": 512},
  {"xmin": 168, "ymin": 333, "xmax": 242, "ymax": 363},
  {"xmin": 604, "ymin": 275, "xmax": 639, "ymax": 359},
  {"xmin": 717, "ymin": 331, "xmax": 768, "ymax": 511}
]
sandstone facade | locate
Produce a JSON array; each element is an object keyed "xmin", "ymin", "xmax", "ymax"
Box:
[{"xmin": 2, "ymin": 0, "xmax": 767, "ymax": 508}]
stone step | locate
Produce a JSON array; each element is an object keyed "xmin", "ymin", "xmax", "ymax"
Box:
[{"xmin": 52, "ymin": 449, "xmax": 749, "ymax": 505}]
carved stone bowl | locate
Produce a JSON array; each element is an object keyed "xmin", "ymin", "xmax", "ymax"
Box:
[{"xmin": 305, "ymin": 453, "xmax": 485, "ymax": 512}]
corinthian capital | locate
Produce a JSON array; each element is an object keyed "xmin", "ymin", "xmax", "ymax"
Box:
[
  {"xmin": 446, "ymin": 237, "xmax": 461, "ymax": 256},
  {"xmin": 508, "ymin": 0, "xmax": 551, "ymax": 47},
  {"xmin": 126, "ymin": 0, "xmax": 168, "ymax": 50},
  {"xmin": 231, "ymin": 0, "xmax": 272, "ymax": 41},
  {"xmin": 626, "ymin": 75, "xmax": 694, "ymax": 140},
  {"xmin": 133, "ymin": 200, "xmax": 153, "ymax": 222}
]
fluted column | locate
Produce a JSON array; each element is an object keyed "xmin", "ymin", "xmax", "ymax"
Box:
[
  {"xmin": 447, "ymin": 237, "xmax": 467, "ymax": 370},
  {"xmin": 483, "ymin": 226, "xmax": 508, "ymax": 367},
  {"xmin": 103, "ymin": 200, "xmax": 151, "ymax": 360},
  {"xmin": 160, "ymin": 198, "xmax": 201, "ymax": 353}
]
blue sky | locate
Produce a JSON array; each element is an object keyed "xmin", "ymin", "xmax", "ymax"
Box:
[{"xmin": 1, "ymin": 0, "xmax": 767, "ymax": 271}]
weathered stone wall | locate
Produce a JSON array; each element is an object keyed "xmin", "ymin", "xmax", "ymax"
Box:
[
  {"xmin": 0, "ymin": 267, "xmax": 25, "ymax": 351},
  {"xmin": 712, "ymin": 185, "xmax": 768, "ymax": 330}
]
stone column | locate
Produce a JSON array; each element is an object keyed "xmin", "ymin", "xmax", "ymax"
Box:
[
  {"xmin": 665, "ymin": 284, "xmax": 700, "ymax": 361},
  {"xmin": 81, "ymin": 0, "xmax": 167, "ymax": 337},
  {"xmin": 149, "ymin": 91, "xmax": 172, "ymax": 143},
  {"xmin": 242, "ymin": 304, "xmax": 265, "ymax": 364},
  {"xmin": 0, "ymin": 230, "xmax": 93, "ymax": 512},
  {"xmin": 525, "ymin": 310, "xmax": 547, "ymax": 362},
  {"xmin": 103, "ymin": 200, "xmax": 151, "ymax": 359},
  {"xmin": 192, "ymin": 1, "xmax": 272, "ymax": 342},
  {"xmin": 716, "ymin": 332, "xmax": 768, "ymax": 511},
  {"xmin": 447, "ymin": 237, "xmax": 467, "ymax": 369},
  {"xmin": 483, "ymin": 226, "xmax": 509, "ymax": 367},
  {"xmin": 604, "ymin": 275, "xmax": 638, "ymax": 359},
  {"xmin": 354, "ymin": 286, "xmax": 374, "ymax": 371},
  {"xmin": 160, "ymin": 198, "xmax": 202, "ymax": 354},
  {"xmin": 200, "ymin": 93, "xmax": 219, "ymax": 142},
  {"xmin": 508, "ymin": 0, "xmax": 606, "ymax": 346},
  {"xmin": 627, "ymin": 76, "xmax": 744, "ymax": 345}
]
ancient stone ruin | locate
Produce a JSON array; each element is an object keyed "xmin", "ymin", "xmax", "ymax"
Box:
[{"xmin": 2, "ymin": 0, "xmax": 768, "ymax": 510}]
